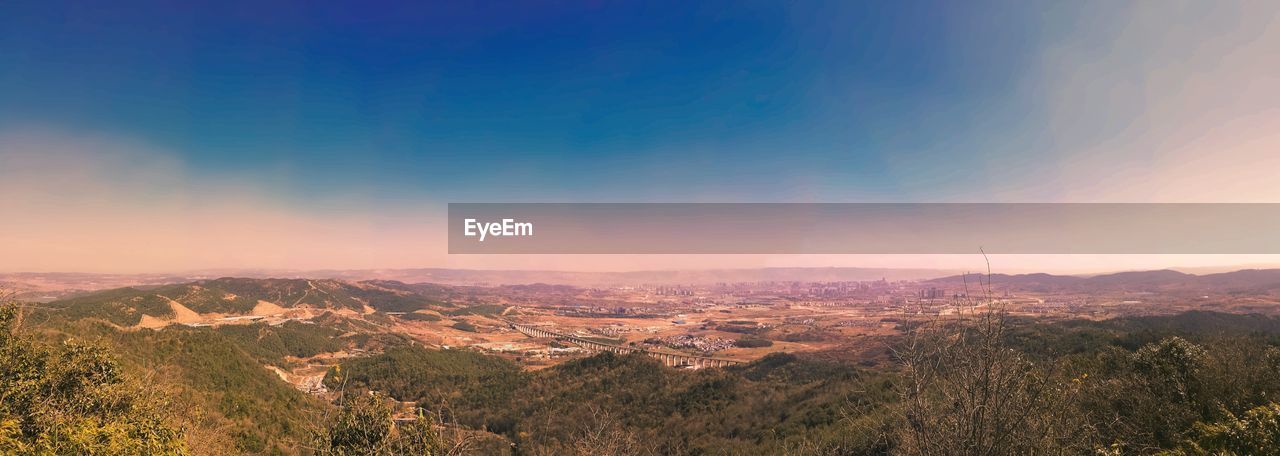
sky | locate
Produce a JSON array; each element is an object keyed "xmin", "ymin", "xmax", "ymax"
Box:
[{"xmin": 2, "ymin": 1, "xmax": 1280, "ymax": 273}]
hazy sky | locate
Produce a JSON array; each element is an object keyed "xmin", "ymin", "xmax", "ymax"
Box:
[{"xmin": 2, "ymin": 1, "xmax": 1279, "ymax": 273}]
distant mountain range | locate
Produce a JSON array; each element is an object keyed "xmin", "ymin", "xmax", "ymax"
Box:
[
  {"xmin": 283, "ymin": 267, "xmax": 962, "ymax": 287},
  {"xmin": 928, "ymin": 269, "xmax": 1280, "ymax": 293},
  {"xmin": 10, "ymin": 267, "xmax": 1280, "ymax": 301},
  {"xmin": 2, "ymin": 267, "xmax": 961, "ymax": 295},
  {"xmin": 23, "ymin": 267, "xmax": 1280, "ymax": 331}
]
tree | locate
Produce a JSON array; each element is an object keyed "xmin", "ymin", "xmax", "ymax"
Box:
[
  {"xmin": 569, "ymin": 406, "xmax": 649, "ymax": 456},
  {"xmin": 1177, "ymin": 403, "xmax": 1280, "ymax": 455},
  {"xmin": 1085, "ymin": 337, "xmax": 1212, "ymax": 450},
  {"xmin": 1132, "ymin": 337, "xmax": 1207, "ymax": 403},
  {"xmin": 895, "ymin": 300, "xmax": 1093, "ymax": 455},
  {"xmin": 320, "ymin": 393, "xmax": 393, "ymax": 455},
  {"xmin": 389, "ymin": 410, "xmax": 450, "ymax": 455},
  {"xmin": 315, "ymin": 390, "xmax": 473, "ymax": 455},
  {"xmin": 0, "ymin": 301, "xmax": 188, "ymax": 455}
]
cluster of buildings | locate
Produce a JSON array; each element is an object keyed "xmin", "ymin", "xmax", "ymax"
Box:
[{"xmin": 647, "ymin": 334, "xmax": 735, "ymax": 353}]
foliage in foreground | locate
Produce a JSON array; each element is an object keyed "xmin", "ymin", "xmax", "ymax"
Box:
[
  {"xmin": 0, "ymin": 303, "xmax": 188, "ymax": 455},
  {"xmin": 1171, "ymin": 402, "xmax": 1280, "ymax": 455},
  {"xmin": 314, "ymin": 391, "xmax": 479, "ymax": 456},
  {"xmin": 329, "ymin": 309, "xmax": 1280, "ymax": 455},
  {"xmin": 31, "ymin": 316, "xmax": 331, "ymax": 454},
  {"xmin": 26, "ymin": 278, "xmax": 1280, "ymax": 455}
]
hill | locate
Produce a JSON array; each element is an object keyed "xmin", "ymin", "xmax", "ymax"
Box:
[
  {"xmin": 325, "ymin": 345, "xmax": 893, "ymax": 454},
  {"xmin": 3, "ymin": 267, "xmax": 963, "ymax": 293},
  {"xmin": 41, "ymin": 278, "xmax": 439, "ymax": 327},
  {"xmin": 929, "ymin": 268, "xmax": 1280, "ymax": 293},
  {"xmin": 18, "ymin": 275, "xmax": 1280, "ymax": 454}
]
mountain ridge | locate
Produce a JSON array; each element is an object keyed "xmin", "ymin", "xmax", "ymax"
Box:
[{"xmin": 928, "ymin": 268, "xmax": 1280, "ymax": 292}]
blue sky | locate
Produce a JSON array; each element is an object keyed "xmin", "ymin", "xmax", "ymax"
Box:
[
  {"xmin": 2, "ymin": 1, "xmax": 1069, "ymax": 202},
  {"xmin": 3, "ymin": 1, "xmax": 1279, "ymax": 271}
]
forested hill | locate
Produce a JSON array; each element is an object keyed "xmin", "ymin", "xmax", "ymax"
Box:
[
  {"xmin": 40, "ymin": 277, "xmax": 442, "ymax": 326},
  {"xmin": 13, "ymin": 277, "xmax": 1280, "ymax": 454}
]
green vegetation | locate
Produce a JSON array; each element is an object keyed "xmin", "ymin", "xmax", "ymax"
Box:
[
  {"xmin": 330, "ymin": 345, "xmax": 888, "ymax": 454},
  {"xmin": 215, "ymin": 321, "xmax": 346, "ymax": 366},
  {"xmin": 197, "ymin": 278, "xmax": 360, "ymax": 312},
  {"xmin": 451, "ymin": 321, "xmax": 478, "ymax": 332},
  {"xmin": 443, "ymin": 304, "xmax": 507, "ymax": 317},
  {"xmin": 0, "ymin": 304, "xmax": 187, "ymax": 454},
  {"xmin": 478, "ymin": 351, "xmax": 892, "ymax": 454},
  {"xmin": 883, "ymin": 311, "xmax": 1280, "ymax": 454},
  {"xmin": 50, "ymin": 287, "xmax": 176, "ymax": 326},
  {"xmin": 314, "ymin": 393, "xmax": 451, "ymax": 455},
  {"xmin": 23, "ymin": 315, "xmax": 331, "ymax": 455},
  {"xmin": 398, "ymin": 312, "xmax": 442, "ymax": 322},
  {"xmin": 108, "ymin": 326, "xmax": 327, "ymax": 454},
  {"xmin": 717, "ymin": 324, "xmax": 766, "ymax": 335},
  {"xmin": 323, "ymin": 310, "xmax": 1280, "ymax": 454},
  {"xmin": 779, "ymin": 328, "xmax": 835, "ymax": 342},
  {"xmin": 358, "ymin": 292, "xmax": 440, "ymax": 314},
  {"xmin": 733, "ymin": 337, "xmax": 773, "ymax": 348},
  {"xmin": 26, "ymin": 279, "xmax": 1280, "ymax": 454},
  {"xmin": 324, "ymin": 346, "xmax": 521, "ymax": 408},
  {"xmin": 313, "ymin": 390, "xmax": 509, "ymax": 455},
  {"xmin": 1175, "ymin": 402, "xmax": 1280, "ymax": 455},
  {"xmin": 40, "ymin": 278, "xmax": 441, "ymax": 328}
]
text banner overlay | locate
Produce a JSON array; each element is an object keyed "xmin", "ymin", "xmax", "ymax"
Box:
[{"xmin": 448, "ymin": 203, "xmax": 1280, "ymax": 254}]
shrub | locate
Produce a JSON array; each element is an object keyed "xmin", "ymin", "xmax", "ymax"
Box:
[
  {"xmin": 1179, "ymin": 403, "xmax": 1280, "ymax": 455},
  {"xmin": 0, "ymin": 303, "xmax": 188, "ymax": 454},
  {"xmin": 444, "ymin": 305, "xmax": 507, "ymax": 317},
  {"xmin": 734, "ymin": 337, "xmax": 773, "ymax": 348},
  {"xmin": 319, "ymin": 393, "xmax": 393, "ymax": 454},
  {"xmin": 1132, "ymin": 336, "xmax": 1208, "ymax": 401},
  {"xmin": 399, "ymin": 313, "xmax": 442, "ymax": 322},
  {"xmin": 315, "ymin": 392, "xmax": 468, "ymax": 456}
]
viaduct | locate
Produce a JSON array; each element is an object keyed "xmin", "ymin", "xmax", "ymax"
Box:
[{"xmin": 509, "ymin": 322, "xmax": 743, "ymax": 369}]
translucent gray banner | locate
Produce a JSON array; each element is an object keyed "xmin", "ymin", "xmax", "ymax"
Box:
[{"xmin": 447, "ymin": 203, "xmax": 1280, "ymax": 254}]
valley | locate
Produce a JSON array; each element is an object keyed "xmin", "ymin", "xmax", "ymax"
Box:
[{"xmin": 11, "ymin": 268, "xmax": 1280, "ymax": 454}]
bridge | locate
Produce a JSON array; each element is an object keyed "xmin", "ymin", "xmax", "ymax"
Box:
[{"xmin": 509, "ymin": 322, "xmax": 743, "ymax": 369}]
